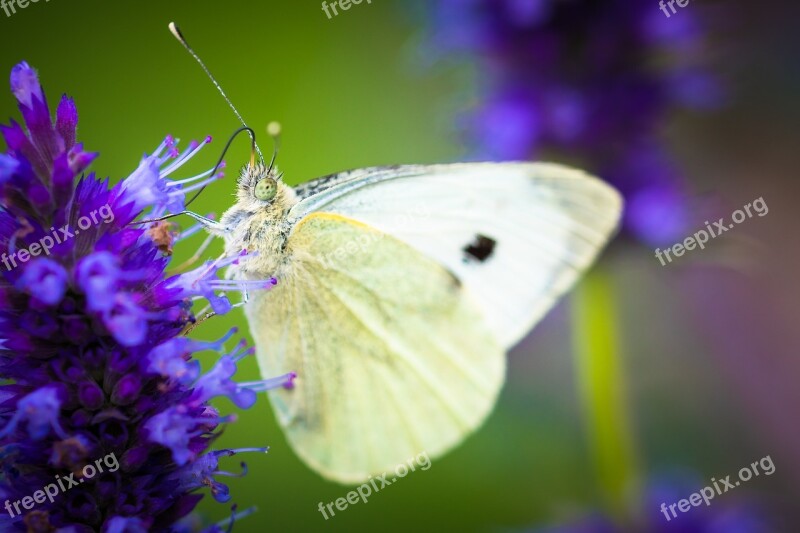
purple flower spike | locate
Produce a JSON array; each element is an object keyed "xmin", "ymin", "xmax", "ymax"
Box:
[
  {"xmin": 15, "ymin": 258, "xmax": 68, "ymax": 306},
  {"xmin": 105, "ymin": 516, "xmax": 149, "ymax": 533},
  {"xmin": 174, "ymin": 449, "xmax": 268, "ymax": 504},
  {"xmin": 10, "ymin": 62, "xmax": 44, "ymax": 109},
  {"xmin": 0, "ymin": 63, "xmax": 289, "ymax": 530},
  {"xmin": 76, "ymin": 251, "xmax": 126, "ymax": 312},
  {"xmin": 191, "ymin": 357, "xmax": 257, "ymax": 409},
  {"xmin": 145, "ymin": 406, "xmax": 216, "ymax": 467},
  {"xmin": 0, "ymin": 387, "xmax": 67, "ymax": 441},
  {"xmin": 55, "ymin": 95, "xmax": 78, "ymax": 149}
]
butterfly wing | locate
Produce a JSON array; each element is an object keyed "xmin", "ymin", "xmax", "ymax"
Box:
[
  {"xmin": 245, "ymin": 212, "xmax": 504, "ymax": 483},
  {"xmin": 289, "ymin": 162, "xmax": 623, "ymax": 348}
]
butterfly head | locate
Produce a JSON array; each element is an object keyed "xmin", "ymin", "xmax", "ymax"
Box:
[{"xmin": 236, "ymin": 162, "xmax": 296, "ymax": 216}]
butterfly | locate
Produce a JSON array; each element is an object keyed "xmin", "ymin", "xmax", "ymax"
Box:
[
  {"xmin": 203, "ymin": 160, "xmax": 622, "ymax": 483},
  {"xmin": 167, "ymin": 23, "xmax": 623, "ymax": 484}
]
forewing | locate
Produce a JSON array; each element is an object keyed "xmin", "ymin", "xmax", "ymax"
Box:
[
  {"xmin": 245, "ymin": 212, "xmax": 505, "ymax": 483},
  {"xmin": 290, "ymin": 162, "xmax": 623, "ymax": 348}
]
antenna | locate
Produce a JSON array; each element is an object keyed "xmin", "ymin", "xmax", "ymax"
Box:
[
  {"xmin": 168, "ymin": 22, "xmax": 265, "ymax": 165},
  {"xmin": 185, "ymin": 126, "xmax": 256, "ymax": 208}
]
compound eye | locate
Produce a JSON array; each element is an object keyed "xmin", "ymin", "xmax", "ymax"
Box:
[{"xmin": 254, "ymin": 178, "xmax": 277, "ymax": 201}]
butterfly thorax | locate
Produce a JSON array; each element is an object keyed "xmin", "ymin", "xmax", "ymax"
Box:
[{"xmin": 219, "ymin": 164, "xmax": 299, "ymax": 280}]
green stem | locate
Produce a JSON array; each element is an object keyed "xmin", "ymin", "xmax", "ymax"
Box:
[{"xmin": 571, "ymin": 267, "xmax": 640, "ymax": 521}]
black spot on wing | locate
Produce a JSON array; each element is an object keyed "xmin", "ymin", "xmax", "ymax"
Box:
[{"xmin": 463, "ymin": 234, "xmax": 496, "ymax": 263}]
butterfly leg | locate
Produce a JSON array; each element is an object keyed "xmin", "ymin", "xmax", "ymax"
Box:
[
  {"xmin": 182, "ymin": 310, "xmax": 217, "ymax": 335},
  {"xmin": 130, "ymin": 210, "xmax": 228, "ymax": 235},
  {"xmin": 221, "ymin": 260, "xmax": 251, "ymax": 305},
  {"xmin": 178, "ymin": 211, "xmax": 228, "ymax": 235}
]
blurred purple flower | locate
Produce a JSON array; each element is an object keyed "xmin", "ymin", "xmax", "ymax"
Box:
[
  {"xmin": 644, "ymin": 473, "xmax": 773, "ymax": 533},
  {"xmin": 420, "ymin": 0, "xmax": 724, "ymax": 246},
  {"xmin": 0, "ymin": 62, "xmax": 291, "ymax": 531},
  {"xmin": 534, "ymin": 474, "xmax": 772, "ymax": 532}
]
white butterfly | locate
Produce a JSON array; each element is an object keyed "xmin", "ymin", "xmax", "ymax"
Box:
[
  {"xmin": 200, "ymin": 161, "xmax": 622, "ymax": 483},
  {"xmin": 165, "ymin": 22, "xmax": 623, "ymax": 485}
]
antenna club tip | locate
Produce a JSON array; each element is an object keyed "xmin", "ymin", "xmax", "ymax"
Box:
[
  {"xmin": 267, "ymin": 122, "xmax": 281, "ymax": 137},
  {"xmin": 168, "ymin": 22, "xmax": 184, "ymax": 41}
]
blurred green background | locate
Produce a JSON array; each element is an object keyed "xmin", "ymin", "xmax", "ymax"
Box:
[{"xmin": 2, "ymin": 1, "xmax": 799, "ymax": 531}]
